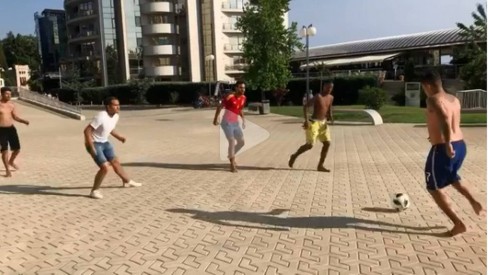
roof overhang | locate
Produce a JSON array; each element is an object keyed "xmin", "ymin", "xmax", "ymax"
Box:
[{"xmin": 299, "ymin": 52, "xmax": 401, "ymax": 70}]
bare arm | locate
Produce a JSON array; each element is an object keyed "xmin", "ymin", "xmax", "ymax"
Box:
[
  {"xmin": 213, "ymin": 105, "xmax": 223, "ymax": 125},
  {"xmin": 327, "ymin": 96, "xmax": 334, "ymax": 124},
  {"xmin": 427, "ymin": 97, "xmax": 451, "ymax": 143},
  {"xmin": 12, "ymin": 105, "xmax": 29, "ymax": 125},
  {"xmin": 110, "ymin": 130, "xmax": 126, "ymax": 143},
  {"xmin": 84, "ymin": 125, "xmax": 96, "ymax": 155}
]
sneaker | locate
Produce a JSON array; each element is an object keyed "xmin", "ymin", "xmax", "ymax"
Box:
[
  {"xmin": 123, "ymin": 180, "xmax": 142, "ymax": 188},
  {"xmin": 288, "ymin": 154, "xmax": 296, "ymax": 168},
  {"xmin": 90, "ymin": 190, "xmax": 103, "ymax": 199}
]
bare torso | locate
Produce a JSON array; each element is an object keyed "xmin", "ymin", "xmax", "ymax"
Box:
[
  {"xmin": 0, "ymin": 101, "xmax": 15, "ymax": 127},
  {"xmin": 311, "ymin": 94, "xmax": 333, "ymax": 121},
  {"xmin": 426, "ymin": 93, "xmax": 463, "ymax": 145}
]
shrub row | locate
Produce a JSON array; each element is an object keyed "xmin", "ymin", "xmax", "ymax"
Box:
[{"xmin": 50, "ymin": 76, "xmax": 378, "ymax": 106}]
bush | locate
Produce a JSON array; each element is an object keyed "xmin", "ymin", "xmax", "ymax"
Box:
[
  {"xmin": 359, "ymin": 86, "xmax": 387, "ymax": 110},
  {"xmin": 391, "ymin": 91, "xmax": 406, "ymax": 106}
]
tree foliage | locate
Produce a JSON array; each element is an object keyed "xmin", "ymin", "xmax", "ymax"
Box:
[
  {"xmin": 236, "ymin": 0, "xmax": 302, "ymax": 99},
  {"xmin": 455, "ymin": 3, "xmax": 487, "ymax": 89},
  {"xmin": 1, "ymin": 32, "xmax": 41, "ymax": 70}
]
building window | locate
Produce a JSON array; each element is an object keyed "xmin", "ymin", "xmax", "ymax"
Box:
[
  {"xmin": 151, "ymin": 36, "xmax": 171, "ymax": 45},
  {"xmin": 135, "ymin": 16, "xmax": 141, "ymax": 27},
  {"xmin": 153, "ymin": 57, "xmax": 171, "ymax": 66},
  {"xmin": 150, "ymin": 15, "xmax": 169, "ymax": 24}
]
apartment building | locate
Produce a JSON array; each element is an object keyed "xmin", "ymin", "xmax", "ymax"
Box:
[
  {"xmin": 63, "ymin": 0, "xmax": 289, "ymax": 84},
  {"xmin": 64, "ymin": 0, "xmax": 142, "ymax": 86},
  {"xmin": 34, "ymin": 9, "xmax": 68, "ymax": 74}
]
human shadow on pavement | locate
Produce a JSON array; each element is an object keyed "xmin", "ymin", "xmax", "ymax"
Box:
[
  {"xmin": 123, "ymin": 162, "xmax": 310, "ymax": 172},
  {"xmin": 362, "ymin": 207, "xmax": 400, "ymax": 213},
  {"xmin": 0, "ymin": 185, "xmax": 119, "ymax": 198},
  {"xmin": 166, "ymin": 208, "xmax": 449, "ymax": 237}
]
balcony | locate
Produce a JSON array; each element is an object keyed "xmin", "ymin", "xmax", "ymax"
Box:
[
  {"xmin": 221, "ymin": 1, "xmax": 248, "ymax": 12},
  {"xmin": 141, "ymin": 23, "xmax": 175, "ymax": 35},
  {"xmin": 66, "ymin": 10, "xmax": 97, "ymax": 24},
  {"xmin": 141, "ymin": 1, "xmax": 174, "ymax": 13},
  {"xmin": 222, "ymin": 23, "xmax": 241, "ymax": 33},
  {"xmin": 68, "ymin": 30, "xmax": 99, "ymax": 43},
  {"xmin": 223, "ymin": 44, "xmax": 243, "ymax": 53},
  {"xmin": 143, "ymin": 45, "xmax": 177, "ymax": 56},
  {"xmin": 145, "ymin": 65, "xmax": 177, "ymax": 76},
  {"xmin": 225, "ymin": 64, "xmax": 248, "ymax": 73}
]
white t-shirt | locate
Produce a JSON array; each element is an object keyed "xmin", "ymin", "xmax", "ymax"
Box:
[{"xmin": 90, "ymin": 111, "xmax": 119, "ymax": 143}]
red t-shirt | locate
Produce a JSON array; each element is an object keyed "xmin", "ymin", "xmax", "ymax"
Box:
[{"xmin": 222, "ymin": 94, "xmax": 246, "ymax": 123}]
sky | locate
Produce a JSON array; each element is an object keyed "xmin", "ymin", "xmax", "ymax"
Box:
[{"xmin": 0, "ymin": 0, "xmax": 484, "ymax": 47}]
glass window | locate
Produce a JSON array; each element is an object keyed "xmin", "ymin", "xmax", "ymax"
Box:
[{"xmin": 135, "ymin": 16, "xmax": 141, "ymax": 27}]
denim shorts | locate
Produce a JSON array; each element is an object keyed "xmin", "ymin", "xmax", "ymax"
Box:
[
  {"xmin": 221, "ymin": 121, "xmax": 243, "ymax": 140},
  {"xmin": 87, "ymin": 142, "xmax": 116, "ymax": 166}
]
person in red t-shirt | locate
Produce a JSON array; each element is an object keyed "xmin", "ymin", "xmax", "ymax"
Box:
[{"xmin": 213, "ymin": 81, "xmax": 247, "ymax": 172}]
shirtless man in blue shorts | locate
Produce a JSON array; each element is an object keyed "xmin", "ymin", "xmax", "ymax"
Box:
[{"xmin": 421, "ymin": 70, "xmax": 484, "ymax": 236}]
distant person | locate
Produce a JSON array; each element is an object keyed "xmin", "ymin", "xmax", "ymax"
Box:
[
  {"xmin": 0, "ymin": 87, "xmax": 30, "ymax": 177},
  {"xmin": 84, "ymin": 96, "xmax": 142, "ymax": 199},
  {"xmin": 213, "ymin": 81, "xmax": 246, "ymax": 172},
  {"xmin": 421, "ymin": 70, "xmax": 484, "ymax": 236},
  {"xmin": 288, "ymin": 81, "xmax": 334, "ymax": 172}
]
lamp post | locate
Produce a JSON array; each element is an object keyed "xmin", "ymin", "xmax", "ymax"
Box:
[
  {"xmin": 205, "ymin": 54, "xmax": 215, "ymax": 96},
  {"xmin": 299, "ymin": 24, "xmax": 317, "ymax": 99}
]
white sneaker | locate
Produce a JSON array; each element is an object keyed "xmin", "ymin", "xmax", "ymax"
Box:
[
  {"xmin": 90, "ymin": 190, "xmax": 103, "ymax": 199},
  {"xmin": 123, "ymin": 180, "xmax": 142, "ymax": 188}
]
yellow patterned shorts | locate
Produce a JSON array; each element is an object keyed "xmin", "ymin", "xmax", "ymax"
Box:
[{"xmin": 305, "ymin": 120, "xmax": 331, "ymax": 144}]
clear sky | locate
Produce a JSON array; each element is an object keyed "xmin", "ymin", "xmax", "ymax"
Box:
[{"xmin": 0, "ymin": 0, "xmax": 484, "ymax": 47}]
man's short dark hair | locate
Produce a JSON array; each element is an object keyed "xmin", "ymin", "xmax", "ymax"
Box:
[
  {"xmin": 421, "ymin": 70, "xmax": 442, "ymax": 85},
  {"xmin": 103, "ymin": 96, "xmax": 118, "ymax": 106},
  {"xmin": 323, "ymin": 80, "xmax": 334, "ymax": 86},
  {"xmin": 234, "ymin": 80, "xmax": 245, "ymax": 90},
  {"xmin": 0, "ymin": 87, "xmax": 11, "ymax": 94}
]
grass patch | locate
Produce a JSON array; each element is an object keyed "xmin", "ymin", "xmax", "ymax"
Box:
[{"xmin": 271, "ymin": 105, "xmax": 487, "ymax": 124}]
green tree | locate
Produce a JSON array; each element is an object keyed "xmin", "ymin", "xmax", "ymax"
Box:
[
  {"xmin": 105, "ymin": 45, "xmax": 120, "ymax": 85},
  {"xmin": 1, "ymin": 32, "xmax": 41, "ymax": 70},
  {"xmin": 455, "ymin": 3, "xmax": 487, "ymax": 89},
  {"xmin": 236, "ymin": 0, "xmax": 302, "ymax": 100},
  {"xmin": 62, "ymin": 67, "xmax": 96, "ymax": 104},
  {"xmin": 0, "ymin": 42, "xmax": 8, "ymax": 70}
]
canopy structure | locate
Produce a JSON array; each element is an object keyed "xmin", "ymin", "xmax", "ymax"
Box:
[{"xmin": 300, "ymin": 52, "xmax": 401, "ymax": 70}]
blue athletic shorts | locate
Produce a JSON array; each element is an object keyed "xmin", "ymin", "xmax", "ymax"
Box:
[
  {"xmin": 424, "ymin": 140, "xmax": 466, "ymax": 190},
  {"xmin": 86, "ymin": 142, "xmax": 116, "ymax": 166}
]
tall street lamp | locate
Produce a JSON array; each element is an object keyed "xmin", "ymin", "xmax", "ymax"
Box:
[
  {"xmin": 299, "ymin": 24, "xmax": 317, "ymax": 99},
  {"xmin": 205, "ymin": 54, "xmax": 215, "ymax": 96}
]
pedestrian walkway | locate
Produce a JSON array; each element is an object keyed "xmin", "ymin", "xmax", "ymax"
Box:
[{"xmin": 0, "ymin": 102, "xmax": 486, "ymax": 274}]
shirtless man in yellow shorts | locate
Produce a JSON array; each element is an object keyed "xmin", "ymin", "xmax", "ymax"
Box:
[{"xmin": 288, "ymin": 81, "xmax": 334, "ymax": 172}]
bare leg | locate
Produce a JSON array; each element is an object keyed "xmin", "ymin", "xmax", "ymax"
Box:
[
  {"xmin": 8, "ymin": 150, "xmax": 20, "ymax": 170},
  {"xmin": 429, "ymin": 189, "xmax": 466, "ymax": 236},
  {"xmin": 227, "ymin": 138, "xmax": 237, "ymax": 172},
  {"xmin": 235, "ymin": 139, "xmax": 245, "ymax": 156},
  {"xmin": 317, "ymin": 141, "xmax": 331, "ymax": 172},
  {"xmin": 452, "ymin": 181, "xmax": 485, "ymax": 215},
  {"xmin": 92, "ymin": 164, "xmax": 110, "ymax": 191},
  {"xmin": 1, "ymin": 150, "xmax": 11, "ymax": 177},
  {"xmin": 110, "ymin": 158, "xmax": 131, "ymax": 184},
  {"xmin": 288, "ymin": 144, "xmax": 313, "ymax": 168}
]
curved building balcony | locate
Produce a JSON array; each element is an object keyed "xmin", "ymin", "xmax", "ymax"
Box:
[
  {"xmin": 145, "ymin": 65, "xmax": 177, "ymax": 77},
  {"xmin": 140, "ymin": 2, "xmax": 174, "ymax": 13},
  {"xmin": 66, "ymin": 10, "xmax": 97, "ymax": 25},
  {"xmin": 143, "ymin": 45, "xmax": 177, "ymax": 56},
  {"xmin": 68, "ymin": 31, "xmax": 99, "ymax": 43},
  {"xmin": 141, "ymin": 24, "xmax": 176, "ymax": 35}
]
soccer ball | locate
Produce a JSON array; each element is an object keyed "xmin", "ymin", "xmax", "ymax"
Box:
[{"xmin": 392, "ymin": 193, "xmax": 410, "ymax": 211}]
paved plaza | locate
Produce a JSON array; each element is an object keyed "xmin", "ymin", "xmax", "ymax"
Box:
[{"xmin": 0, "ymin": 101, "xmax": 486, "ymax": 274}]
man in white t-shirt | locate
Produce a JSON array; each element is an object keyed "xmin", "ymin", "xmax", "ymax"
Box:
[{"xmin": 84, "ymin": 96, "xmax": 141, "ymax": 199}]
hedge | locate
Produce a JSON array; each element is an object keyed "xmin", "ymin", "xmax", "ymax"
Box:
[{"xmin": 50, "ymin": 76, "xmax": 378, "ymax": 106}]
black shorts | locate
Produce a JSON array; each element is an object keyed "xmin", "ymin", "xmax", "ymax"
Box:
[{"xmin": 0, "ymin": 126, "xmax": 21, "ymax": 151}]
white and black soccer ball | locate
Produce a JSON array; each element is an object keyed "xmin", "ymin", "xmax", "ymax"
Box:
[{"xmin": 392, "ymin": 193, "xmax": 410, "ymax": 211}]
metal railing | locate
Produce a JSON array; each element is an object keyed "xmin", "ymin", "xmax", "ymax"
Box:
[
  {"xmin": 16, "ymin": 88, "xmax": 82, "ymax": 115},
  {"xmin": 455, "ymin": 89, "xmax": 487, "ymax": 110}
]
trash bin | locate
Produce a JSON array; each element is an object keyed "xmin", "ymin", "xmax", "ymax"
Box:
[{"xmin": 259, "ymin": 100, "xmax": 270, "ymax": 114}]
